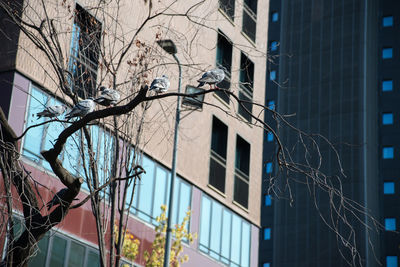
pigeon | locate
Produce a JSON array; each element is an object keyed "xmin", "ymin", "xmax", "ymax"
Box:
[
  {"xmin": 197, "ymin": 67, "xmax": 226, "ymax": 89},
  {"xmin": 46, "ymin": 188, "xmax": 79, "ymax": 210},
  {"xmin": 36, "ymin": 105, "xmax": 67, "ymax": 119},
  {"xmin": 149, "ymin": 75, "xmax": 170, "ymax": 93},
  {"xmin": 94, "ymin": 86, "xmax": 121, "ymax": 106},
  {"xmin": 65, "ymin": 98, "xmax": 96, "ymax": 120}
]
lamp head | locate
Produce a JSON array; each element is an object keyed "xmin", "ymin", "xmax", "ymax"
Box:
[{"xmin": 157, "ymin": 39, "xmax": 177, "ymax": 55}]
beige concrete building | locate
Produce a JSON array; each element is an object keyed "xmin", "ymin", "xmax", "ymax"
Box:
[{"xmin": 0, "ymin": 0, "xmax": 270, "ymax": 266}]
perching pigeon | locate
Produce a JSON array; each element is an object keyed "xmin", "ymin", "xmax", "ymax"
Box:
[
  {"xmin": 36, "ymin": 105, "xmax": 67, "ymax": 119},
  {"xmin": 46, "ymin": 188, "xmax": 68, "ymax": 210},
  {"xmin": 46, "ymin": 188, "xmax": 78, "ymax": 210},
  {"xmin": 65, "ymin": 98, "xmax": 96, "ymax": 120},
  {"xmin": 94, "ymin": 86, "xmax": 121, "ymax": 106},
  {"xmin": 149, "ymin": 75, "xmax": 170, "ymax": 93},
  {"xmin": 197, "ymin": 67, "xmax": 226, "ymax": 89}
]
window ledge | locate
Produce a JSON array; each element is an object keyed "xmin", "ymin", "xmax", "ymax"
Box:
[
  {"xmin": 240, "ymin": 31, "xmax": 256, "ymax": 48},
  {"xmin": 232, "ymin": 200, "xmax": 249, "ymax": 213},
  {"xmin": 207, "ymin": 184, "xmax": 227, "ymax": 198},
  {"xmin": 213, "ymin": 92, "xmax": 231, "ymax": 109},
  {"xmin": 236, "ymin": 112, "xmax": 253, "ymax": 128},
  {"xmin": 218, "ymin": 8, "xmax": 235, "ymax": 27}
]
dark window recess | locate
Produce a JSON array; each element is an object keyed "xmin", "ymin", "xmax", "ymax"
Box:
[
  {"xmin": 244, "ymin": 0, "xmax": 257, "ymax": 14},
  {"xmin": 209, "ymin": 117, "xmax": 228, "ymax": 192},
  {"xmin": 234, "ymin": 175, "xmax": 249, "ymax": 208},
  {"xmin": 234, "ymin": 135, "xmax": 250, "ymax": 208},
  {"xmin": 69, "ymin": 5, "xmax": 101, "ymax": 98},
  {"xmin": 238, "ymin": 53, "xmax": 254, "ymax": 122},
  {"xmin": 219, "ymin": 0, "xmax": 235, "ymax": 21},
  {"xmin": 242, "ymin": 0, "xmax": 257, "ymax": 42},
  {"xmin": 215, "ymin": 31, "xmax": 233, "ymax": 103}
]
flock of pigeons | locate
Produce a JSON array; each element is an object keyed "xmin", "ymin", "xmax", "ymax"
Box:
[{"xmin": 36, "ymin": 67, "xmax": 226, "ymax": 119}]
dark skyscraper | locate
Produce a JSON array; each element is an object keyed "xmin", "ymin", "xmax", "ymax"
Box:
[{"xmin": 261, "ymin": 0, "xmax": 400, "ymax": 266}]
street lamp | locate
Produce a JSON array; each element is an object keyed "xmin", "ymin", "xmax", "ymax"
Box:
[{"xmin": 157, "ymin": 39, "xmax": 181, "ymax": 267}]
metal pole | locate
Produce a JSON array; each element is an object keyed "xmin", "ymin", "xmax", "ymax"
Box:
[{"xmin": 163, "ymin": 54, "xmax": 182, "ymax": 267}]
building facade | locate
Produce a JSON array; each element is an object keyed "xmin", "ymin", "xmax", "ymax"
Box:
[
  {"xmin": 260, "ymin": 0, "xmax": 400, "ymax": 266},
  {"xmin": 0, "ymin": 0, "xmax": 270, "ymax": 266}
]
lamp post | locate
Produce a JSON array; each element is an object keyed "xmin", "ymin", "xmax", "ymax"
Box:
[{"xmin": 157, "ymin": 39, "xmax": 182, "ymax": 267}]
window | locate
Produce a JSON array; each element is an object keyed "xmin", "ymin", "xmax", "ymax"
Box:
[
  {"xmin": 383, "ymin": 16, "xmax": 393, "ymax": 27},
  {"xmin": 215, "ymin": 31, "xmax": 233, "ymax": 103},
  {"xmin": 266, "ymin": 162, "xmax": 272, "ymax": 174},
  {"xmin": 382, "ymin": 80, "xmax": 393, "ymax": 91},
  {"xmin": 263, "ymin": 263, "xmax": 271, "ymax": 267},
  {"xmin": 384, "ymin": 182, "xmax": 395, "ymax": 195},
  {"xmin": 382, "ymin": 48, "xmax": 393, "ymax": 59},
  {"xmin": 268, "ymin": 100, "xmax": 276, "ymax": 110},
  {"xmin": 270, "ymin": 41, "xmax": 278, "ymax": 51},
  {"xmin": 238, "ymin": 53, "xmax": 254, "ymax": 122},
  {"xmin": 387, "ymin": 256, "xmax": 398, "ymax": 267},
  {"xmin": 126, "ymin": 155, "xmax": 192, "ymax": 228},
  {"xmin": 23, "ymin": 227, "xmax": 100, "ymax": 267},
  {"xmin": 382, "ymin": 113, "xmax": 394, "ymax": 125},
  {"xmin": 69, "ymin": 5, "xmax": 101, "ymax": 98},
  {"xmin": 199, "ymin": 194, "xmax": 251, "ymax": 267},
  {"xmin": 219, "ymin": 0, "xmax": 235, "ymax": 21},
  {"xmin": 23, "ymin": 86, "xmax": 66, "ymax": 171},
  {"xmin": 264, "ymin": 194, "xmax": 272, "ymax": 206},
  {"xmin": 270, "ymin": 70, "xmax": 276, "ymax": 81},
  {"xmin": 242, "ymin": 0, "xmax": 257, "ymax": 42},
  {"xmin": 263, "ymin": 228, "xmax": 271, "ymax": 240},
  {"xmin": 267, "ymin": 132, "xmax": 274, "ymax": 142},
  {"xmin": 271, "ymin": 12, "xmax": 278, "ymax": 22},
  {"xmin": 209, "ymin": 117, "xmax": 228, "ymax": 193},
  {"xmin": 383, "ymin": 147, "xmax": 394, "ymax": 159},
  {"xmin": 385, "ymin": 218, "xmax": 396, "ymax": 231},
  {"xmin": 234, "ymin": 135, "xmax": 250, "ymax": 208}
]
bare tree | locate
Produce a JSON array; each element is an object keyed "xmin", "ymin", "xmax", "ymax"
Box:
[{"xmin": 0, "ymin": 1, "xmax": 383, "ymax": 267}]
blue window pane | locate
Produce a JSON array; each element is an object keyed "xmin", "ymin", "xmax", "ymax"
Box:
[
  {"xmin": 387, "ymin": 256, "xmax": 398, "ymax": 267},
  {"xmin": 62, "ymin": 133, "xmax": 80, "ymax": 175},
  {"xmin": 176, "ymin": 179, "xmax": 191, "ymax": 228},
  {"xmin": 382, "ymin": 80, "xmax": 393, "ymax": 91},
  {"xmin": 210, "ymin": 201, "xmax": 222, "ymax": 259},
  {"xmin": 268, "ymin": 100, "xmax": 275, "ymax": 110},
  {"xmin": 263, "ymin": 263, "xmax": 271, "ymax": 267},
  {"xmin": 23, "ymin": 87, "xmax": 48, "ymax": 160},
  {"xmin": 137, "ymin": 156, "xmax": 155, "ymax": 222},
  {"xmin": 270, "ymin": 41, "xmax": 278, "ymax": 51},
  {"xmin": 383, "ymin": 147, "xmax": 394, "ymax": 159},
  {"xmin": 267, "ymin": 132, "xmax": 274, "ymax": 142},
  {"xmin": 231, "ymin": 214, "xmax": 241, "ymax": 265},
  {"xmin": 270, "ymin": 70, "xmax": 276, "ymax": 81},
  {"xmin": 220, "ymin": 209, "xmax": 232, "ymax": 261},
  {"xmin": 272, "ymin": 12, "xmax": 278, "ymax": 22},
  {"xmin": 383, "ymin": 48, "xmax": 393, "ymax": 59},
  {"xmin": 385, "ymin": 218, "xmax": 396, "ymax": 231},
  {"xmin": 199, "ymin": 196, "xmax": 211, "ymax": 249},
  {"xmin": 382, "ymin": 113, "xmax": 394, "ymax": 125},
  {"xmin": 266, "ymin": 162, "xmax": 272, "ymax": 174},
  {"xmin": 265, "ymin": 194, "xmax": 272, "ymax": 206},
  {"xmin": 383, "ymin": 16, "xmax": 393, "ymax": 27},
  {"xmin": 240, "ymin": 222, "xmax": 250, "ymax": 267},
  {"xmin": 264, "ymin": 228, "xmax": 271, "ymax": 240},
  {"xmin": 152, "ymin": 165, "xmax": 168, "ymax": 224},
  {"xmin": 384, "ymin": 182, "xmax": 395, "ymax": 194}
]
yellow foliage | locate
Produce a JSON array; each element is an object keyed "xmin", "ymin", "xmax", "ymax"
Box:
[{"xmin": 116, "ymin": 205, "xmax": 197, "ymax": 267}]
